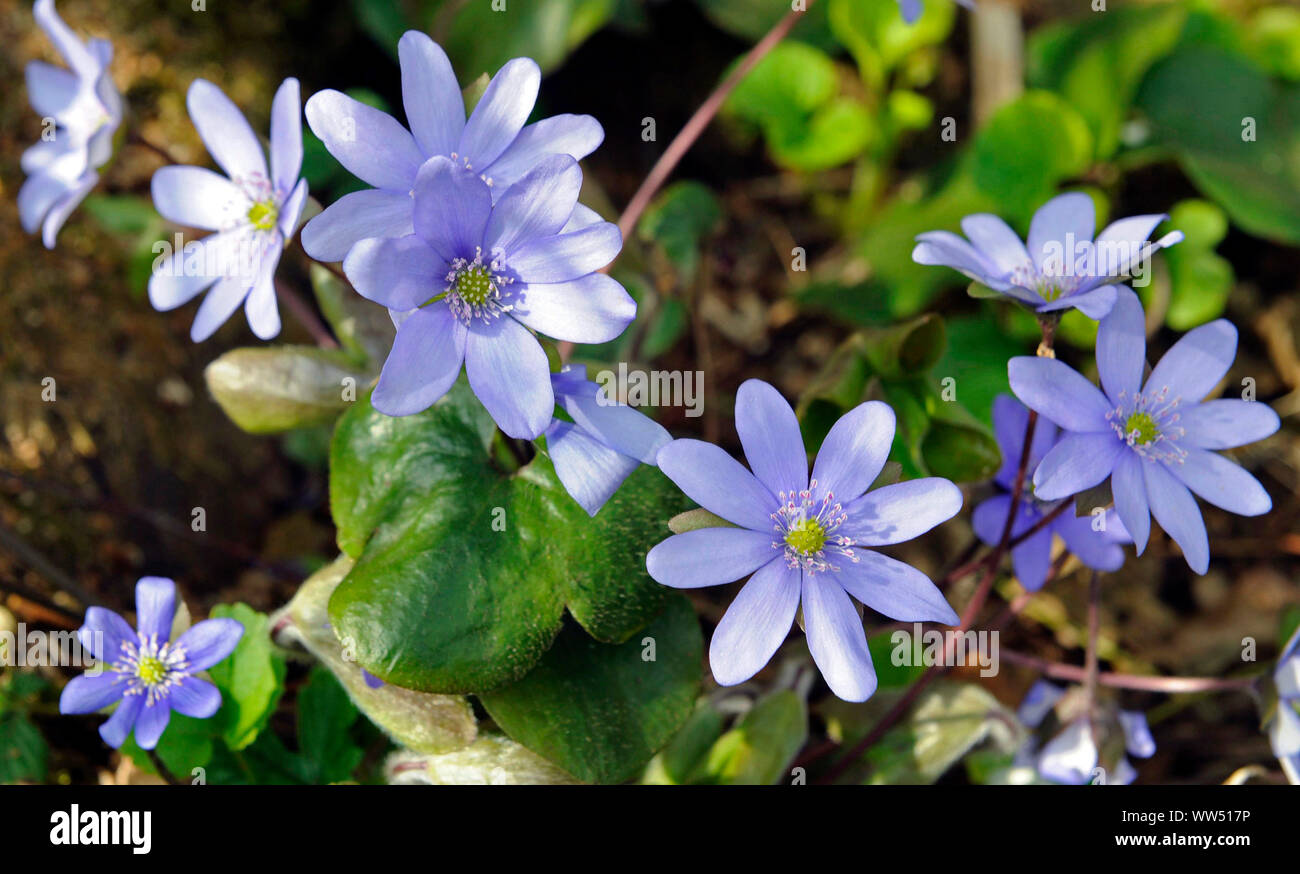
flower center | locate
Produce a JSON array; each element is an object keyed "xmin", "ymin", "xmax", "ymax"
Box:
[
  {"xmin": 442, "ymin": 247, "xmax": 516, "ymax": 326},
  {"xmin": 1107, "ymin": 388, "xmax": 1186, "ymax": 464},
  {"xmin": 772, "ymin": 479, "xmax": 856, "ymax": 575},
  {"xmin": 247, "ymin": 199, "xmax": 278, "ymax": 232},
  {"xmin": 136, "ymin": 655, "xmax": 167, "ymax": 686},
  {"xmin": 114, "ymin": 634, "xmax": 189, "ymax": 706},
  {"xmin": 785, "ymin": 518, "xmax": 827, "ymax": 555},
  {"xmin": 1124, "ymin": 411, "xmax": 1160, "ymax": 446}
]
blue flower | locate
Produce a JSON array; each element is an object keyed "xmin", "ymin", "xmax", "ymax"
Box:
[
  {"xmin": 301, "ymin": 31, "xmax": 604, "ymax": 263},
  {"xmin": 646, "ymin": 379, "xmax": 962, "ymax": 701},
  {"xmin": 545, "ymin": 365, "xmax": 671, "ymax": 516},
  {"xmin": 1270, "ymin": 626, "xmax": 1300, "ymax": 783},
  {"xmin": 914, "ymin": 192, "xmax": 1183, "ymax": 320},
  {"xmin": 20, "ymin": 0, "xmax": 122, "ymax": 248},
  {"xmin": 1009, "ymin": 287, "xmax": 1277, "ymax": 574},
  {"xmin": 898, "ymin": 0, "xmax": 973, "ymax": 24},
  {"xmin": 343, "ymin": 155, "xmax": 634, "ymax": 438},
  {"xmin": 59, "ymin": 577, "xmax": 244, "ymax": 750},
  {"xmin": 972, "ymin": 394, "xmax": 1130, "ymax": 590},
  {"xmin": 1017, "ymin": 681, "xmax": 1156, "ymax": 785},
  {"xmin": 148, "ymin": 78, "xmax": 308, "ymax": 341}
]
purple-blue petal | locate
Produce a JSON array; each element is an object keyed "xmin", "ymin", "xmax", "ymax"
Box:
[
  {"xmin": 300, "ymin": 188, "xmax": 414, "ymax": 263},
  {"xmin": 134, "ymin": 576, "xmax": 176, "ymax": 643},
  {"xmin": 802, "ymin": 574, "xmax": 877, "ymax": 702},
  {"xmin": 646, "ymin": 528, "xmax": 778, "ymax": 589},
  {"xmin": 304, "ymin": 89, "xmax": 422, "ymax": 192},
  {"xmin": 808, "ymin": 400, "xmax": 894, "ymax": 503},
  {"xmin": 343, "ymin": 234, "xmax": 446, "ymax": 312},
  {"xmin": 175, "ymin": 617, "xmax": 244, "ymax": 672},
  {"xmin": 484, "ymin": 113, "xmax": 604, "ymax": 192},
  {"xmin": 1096, "ymin": 285, "xmax": 1147, "ymax": 404},
  {"xmin": 839, "ymin": 477, "xmax": 963, "ymax": 547},
  {"xmin": 398, "ymin": 31, "xmax": 464, "ymax": 158},
  {"xmin": 1144, "ymin": 319, "xmax": 1237, "ymax": 405},
  {"xmin": 1143, "ymin": 458, "xmax": 1209, "ymax": 574},
  {"xmin": 59, "ymin": 672, "xmax": 126, "ymax": 714},
  {"xmin": 1180, "ymin": 399, "xmax": 1280, "ymax": 450},
  {"xmin": 735, "ymin": 379, "xmax": 808, "ymax": 498},
  {"xmin": 458, "ymin": 58, "xmax": 540, "ymax": 169},
  {"xmin": 547, "ymin": 419, "xmax": 641, "ymax": 517},
  {"xmin": 835, "ymin": 550, "xmax": 959, "ymax": 624},
  {"xmin": 484, "ymin": 154, "xmax": 582, "ymax": 256},
  {"xmin": 1008, "ymin": 356, "xmax": 1113, "ymax": 433},
  {"xmin": 372, "ymin": 305, "xmax": 467, "ymax": 417},
  {"xmin": 656, "ymin": 438, "xmax": 778, "ymax": 530},
  {"xmin": 132, "ymin": 699, "xmax": 172, "ymax": 750},
  {"xmin": 169, "ymin": 676, "xmax": 223, "ymax": 719},
  {"xmin": 78, "ymin": 606, "xmax": 136, "ymax": 665},
  {"xmin": 513, "ymin": 273, "xmax": 635, "ymax": 344},
  {"xmin": 1111, "ymin": 452, "xmax": 1151, "ymax": 553},
  {"xmin": 1031, "ymin": 432, "xmax": 1124, "ymax": 500},
  {"xmin": 412, "ymin": 156, "xmax": 493, "ymax": 262},
  {"xmin": 98, "ymin": 693, "xmax": 144, "ymax": 749},
  {"xmin": 1167, "ymin": 449, "xmax": 1271, "ymax": 517},
  {"xmin": 463, "ymin": 315, "xmax": 553, "ymax": 439},
  {"xmin": 708, "ymin": 558, "xmax": 800, "ymax": 686}
]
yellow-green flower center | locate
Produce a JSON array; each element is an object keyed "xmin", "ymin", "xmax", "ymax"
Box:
[
  {"xmin": 136, "ymin": 654, "xmax": 167, "ymax": 686},
  {"xmin": 785, "ymin": 518, "xmax": 827, "ymax": 556},
  {"xmin": 247, "ymin": 199, "xmax": 278, "ymax": 231},
  {"xmin": 1124, "ymin": 411, "xmax": 1160, "ymax": 446},
  {"xmin": 455, "ymin": 265, "xmax": 493, "ymax": 307}
]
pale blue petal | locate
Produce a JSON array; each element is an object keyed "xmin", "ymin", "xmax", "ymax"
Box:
[
  {"xmin": 513, "ymin": 273, "xmax": 635, "ymax": 344},
  {"xmin": 458, "ymin": 58, "xmax": 540, "ymax": 169},
  {"xmin": 134, "ymin": 576, "xmax": 176, "ymax": 643},
  {"xmin": 508, "ymin": 222, "xmax": 622, "ymax": 284},
  {"xmin": 463, "ymin": 315, "xmax": 553, "ymax": 439},
  {"xmin": 809, "ymin": 400, "xmax": 894, "ymax": 502},
  {"xmin": 59, "ymin": 672, "xmax": 125, "ymax": 714},
  {"xmin": 175, "ymin": 617, "xmax": 244, "ymax": 672},
  {"xmin": 646, "ymin": 528, "xmax": 779, "ymax": 589},
  {"xmin": 656, "ymin": 439, "xmax": 778, "ymax": 530},
  {"xmin": 840, "ymin": 478, "xmax": 963, "ymax": 546},
  {"xmin": 547, "ymin": 420, "xmax": 641, "ymax": 516},
  {"xmin": 483, "ymin": 155, "xmax": 581, "ymax": 256},
  {"xmin": 835, "ymin": 550, "xmax": 958, "ymax": 624},
  {"xmin": 398, "ymin": 31, "xmax": 464, "ymax": 158},
  {"xmin": 1143, "ymin": 459, "xmax": 1209, "ymax": 574},
  {"xmin": 300, "ymin": 188, "xmax": 414, "ymax": 262},
  {"xmin": 1167, "ymin": 449, "xmax": 1271, "ymax": 517},
  {"xmin": 802, "ymin": 574, "xmax": 877, "ymax": 702},
  {"xmin": 708, "ymin": 558, "xmax": 800, "ymax": 686},
  {"xmin": 1008, "ymin": 356, "xmax": 1113, "ymax": 433},
  {"xmin": 1144, "ymin": 319, "xmax": 1237, "ymax": 405},
  {"xmin": 304, "ymin": 89, "xmax": 422, "ymax": 191},
  {"xmin": 736, "ymin": 379, "xmax": 808, "ymax": 498},
  {"xmin": 372, "ymin": 305, "xmax": 467, "ymax": 417},
  {"xmin": 343, "ymin": 234, "xmax": 446, "ymax": 312},
  {"xmin": 485, "ymin": 114, "xmax": 604, "ymax": 191},
  {"xmin": 187, "ymin": 79, "xmax": 268, "ymax": 184},
  {"xmin": 1031, "ymin": 433, "xmax": 1124, "ymax": 500},
  {"xmin": 1095, "ymin": 285, "xmax": 1146, "ymax": 404},
  {"xmin": 412, "ymin": 156, "xmax": 493, "ymax": 262},
  {"xmin": 1111, "ymin": 452, "xmax": 1150, "ymax": 553},
  {"xmin": 269, "ymin": 77, "xmax": 303, "ymax": 196},
  {"xmin": 1180, "ymin": 400, "xmax": 1280, "ymax": 450}
]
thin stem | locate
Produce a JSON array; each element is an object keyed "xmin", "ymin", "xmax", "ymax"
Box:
[
  {"xmin": 274, "ymin": 279, "xmax": 339, "ymax": 349},
  {"xmin": 1082, "ymin": 571, "xmax": 1102, "ymax": 730},
  {"xmin": 146, "ymin": 749, "xmax": 181, "ymax": 785},
  {"xmin": 614, "ymin": 1, "xmax": 813, "ymax": 243},
  {"xmin": 128, "ymin": 131, "xmax": 185, "ymax": 165},
  {"xmin": 1000, "ymin": 649, "xmax": 1259, "ymax": 694}
]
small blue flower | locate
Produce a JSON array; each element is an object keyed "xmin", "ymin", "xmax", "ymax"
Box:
[
  {"xmin": 59, "ymin": 577, "xmax": 244, "ymax": 750},
  {"xmin": 646, "ymin": 379, "xmax": 962, "ymax": 702},
  {"xmin": 20, "ymin": 0, "xmax": 122, "ymax": 248},
  {"xmin": 1009, "ymin": 287, "xmax": 1277, "ymax": 574},
  {"xmin": 1270, "ymin": 626, "xmax": 1300, "ymax": 783},
  {"xmin": 361, "ymin": 669, "xmax": 385, "ymax": 690},
  {"xmin": 898, "ymin": 0, "xmax": 973, "ymax": 25},
  {"xmin": 148, "ymin": 78, "xmax": 308, "ymax": 341},
  {"xmin": 343, "ymin": 155, "xmax": 634, "ymax": 438},
  {"xmin": 1017, "ymin": 681, "xmax": 1156, "ymax": 785},
  {"xmin": 972, "ymin": 394, "xmax": 1130, "ymax": 590},
  {"xmin": 914, "ymin": 192, "xmax": 1183, "ymax": 320},
  {"xmin": 301, "ymin": 31, "xmax": 604, "ymax": 263},
  {"xmin": 545, "ymin": 365, "xmax": 671, "ymax": 516}
]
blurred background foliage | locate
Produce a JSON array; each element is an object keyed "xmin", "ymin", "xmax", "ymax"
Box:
[{"xmin": 2, "ymin": 0, "xmax": 1299, "ymax": 784}]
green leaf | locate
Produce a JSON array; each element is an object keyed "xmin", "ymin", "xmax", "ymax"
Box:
[
  {"xmin": 723, "ymin": 41, "xmax": 871, "ymax": 171},
  {"xmin": 695, "ymin": 690, "xmax": 807, "ymax": 785},
  {"xmin": 868, "ymin": 632, "xmax": 926, "ymax": 689},
  {"xmin": 328, "ymin": 382, "xmax": 688, "ymax": 693},
  {"xmin": 1137, "ymin": 46, "xmax": 1300, "ymax": 244},
  {"xmin": 296, "ymin": 666, "xmax": 364, "ymax": 784},
  {"xmin": 122, "ymin": 712, "xmax": 215, "ymax": 780},
  {"xmin": 0, "ymin": 713, "xmax": 47, "ymax": 782},
  {"xmin": 444, "ymin": 0, "xmax": 617, "ymax": 75},
  {"xmin": 388, "ymin": 733, "xmax": 580, "ymax": 784},
  {"xmin": 859, "ymin": 314, "xmax": 947, "ymax": 378},
  {"xmin": 1247, "ymin": 6, "xmax": 1300, "ymax": 81},
  {"xmin": 82, "ymin": 194, "xmax": 158, "ymax": 236},
  {"xmin": 638, "ymin": 181, "xmax": 724, "ymax": 283},
  {"xmin": 828, "ymin": 0, "xmax": 955, "ymax": 89},
  {"xmin": 865, "ymin": 682, "xmax": 1021, "ymax": 784},
  {"xmin": 480, "ymin": 597, "xmax": 702, "ymax": 783},
  {"xmin": 643, "ymin": 701, "xmax": 727, "ymax": 784},
  {"xmin": 207, "ymin": 603, "xmax": 286, "ymax": 751},
  {"xmin": 205, "ymin": 346, "xmax": 368, "ymax": 434},
  {"xmin": 1027, "ymin": 3, "xmax": 1187, "ymax": 158},
  {"xmin": 920, "ymin": 414, "xmax": 1002, "ymax": 484},
  {"xmin": 1161, "ymin": 199, "xmax": 1234, "ymax": 329},
  {"xmin": 932, "ymin": 310, "xmax": 1027, "ymax": 424},
  {"xmin": 270, "ymin": 555, "xmax": 478, "ymax": 754},
  {"xmin": 969, "ymin": 91, "xmax": 1094, "ymax": 220}
]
